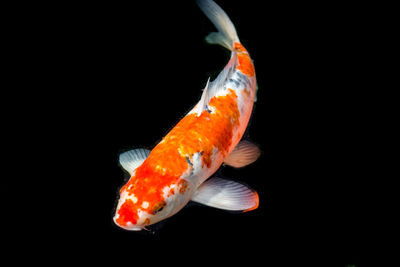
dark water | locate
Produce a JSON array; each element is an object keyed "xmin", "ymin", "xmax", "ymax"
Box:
[{"xmin": 5, "ymin": 1, "xmax": 376, "ymax": 265}]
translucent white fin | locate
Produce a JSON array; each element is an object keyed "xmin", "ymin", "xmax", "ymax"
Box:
[
  {"xmin": 254, "ymin": 82, "xmax": 259, "ymax": 102},
  {"xmin": 192, "ymin": 177, "xmax": 259, "ymax": 211},
  {"xmin": 224, "ymin": 140, "xmax": 261, "ymax": 168},
  {"xmin": 119, "ymin": 148, "xmax": 150, "ymax": 175},
  {"xmin": 196, "ymin": 54, "xmax": 238, "ymax": 115},
  {"xmin": 205, "ymin": 32, "xmax": 232, "ymax": 50},
  {"xmin": 197, "ymin": 0, "xmax": 239, "ymax": 50},
  {"xmin": 196, "ymin": 77, "xmax": 211, "ymax": 116},
  {"xmin": 209, "ymin": 51, "xmax": 237, "ymax": 91}
]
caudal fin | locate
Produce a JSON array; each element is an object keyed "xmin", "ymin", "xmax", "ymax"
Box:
[{"xmin": 196, "ymin": 0, "xmax": 239, "ymax": 51}]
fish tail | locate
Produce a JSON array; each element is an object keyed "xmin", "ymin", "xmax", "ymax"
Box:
[{"xmin": 196, "ymin": 0, "xmax": 239, "ymax": 51}]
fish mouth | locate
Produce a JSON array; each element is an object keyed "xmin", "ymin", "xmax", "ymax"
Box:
[
  {"xmin": 113, "ymin": 216, "xmax": 144, "ymax": 231},
  {"xmin": 121, "ymin": 226, "xmax": 143, "ymax": 231}
]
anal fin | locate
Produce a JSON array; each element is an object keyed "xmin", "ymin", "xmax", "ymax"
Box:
[
  {"xmin": 224, "ymin": 140, "xmax": 261, "ymax": 168},
  {"xmin": 191, "ymin": 177, "xmax": 259, "ymax": 212}
]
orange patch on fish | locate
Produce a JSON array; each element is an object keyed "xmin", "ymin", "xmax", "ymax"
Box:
[
  {"xmin": 178, "ymin": 179, "xmax": 189, "ymax": 194},
  {"xmin": 234, "ymin": 42, "xmax": 255, "ymax": 77},
  {"xmin": 167, "ymin": 88, "xmax": 240, "ymax": 168},
  {"xmin": 241, "ymin": 87, "xmax": 251, "ymax": 99},
  {"xmin": 243, "ymin": 190, "xmax": 259, "ymax": 213},
  {"xmin": 115, "ymin": 199, "xmax": 139, "ymax": 226}
]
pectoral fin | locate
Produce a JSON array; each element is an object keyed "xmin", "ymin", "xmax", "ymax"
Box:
[
  {"xmin": 224, "ymin": 140, "xmax": 261, "ymax": 168},
  {"xmin": 191, "ymin": 177, "xmax": 259, "ymax": 212},
  {"xmin": 119, "ymin": 148, "xmax": 150, "ymax": 175}
]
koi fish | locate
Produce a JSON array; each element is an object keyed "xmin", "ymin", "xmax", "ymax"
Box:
[{"xmin": 113, "ymin": 0, "xmax": 260, "ymax": 231}]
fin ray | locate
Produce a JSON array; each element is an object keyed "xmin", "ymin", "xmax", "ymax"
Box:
[
  {"xmin": 205, "ymin": 32, "xmax": 232, "ymax": 50},
  {"xmin": 196, "ymin": 77, "xmax": 211, "ymax": 116},
  {"xmin": 224, "ymin": 140, "xmax": 261, "ymax": 168},
  {"xmin": 197, "ymin": 0, "xmax": 239, "ymax": 50},
  {"xmin": 119, "ymin": 148, "xmax": 150, "ymax": 175},
  {"xmin": 196, "ymin": 54, "xmax": 237, "ymax": 115},
  {"xmin": 192, "ymin": 177, "xmax": 259, "ymax": 211}
]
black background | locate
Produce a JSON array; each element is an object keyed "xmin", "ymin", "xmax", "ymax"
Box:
[{"xmin": 5, "ymin": 0, "xmax": 378, "ymax": 265}]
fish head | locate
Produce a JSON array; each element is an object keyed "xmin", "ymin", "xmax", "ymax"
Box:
[
  {"xmin": 113, "ymin": 186, "xmax": 174, "ymax": 231},
  {"xmin": 113, "ymin": 160, "xmax": 194, "ymax": 230}
]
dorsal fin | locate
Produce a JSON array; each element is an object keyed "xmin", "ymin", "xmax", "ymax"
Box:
[
  {"xmin": 196, "ymin": 77, "xmax": 211, "ymax": 116},
  {"xmin": 195, "ymin": 53, "xmax": 238, "ymax": 116}
]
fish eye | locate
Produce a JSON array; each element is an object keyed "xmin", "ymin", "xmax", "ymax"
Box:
[
  {"xmin": 152, "ymin": 201, "xmax": 166, "ymax": 214},
  {"xmin": 154, "ymin": 206, "xmax": 164, "ymax": 214}
]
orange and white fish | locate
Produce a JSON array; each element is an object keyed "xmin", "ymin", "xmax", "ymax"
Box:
[{"xmin": 113, "ymin": 0, "xmax": 261, "ymax": 231}]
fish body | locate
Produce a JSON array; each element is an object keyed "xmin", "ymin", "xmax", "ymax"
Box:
[{"xmin": 114, "ymin": 0, "xmax": 260, "ymax": 231}]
